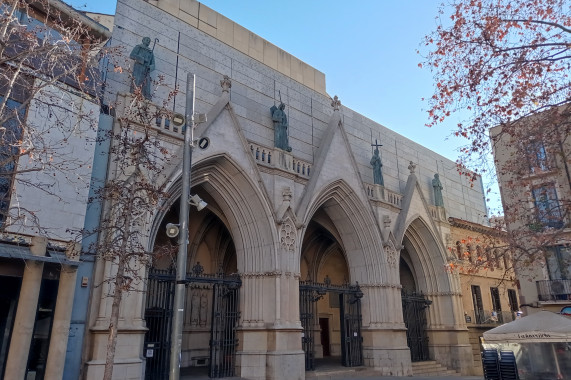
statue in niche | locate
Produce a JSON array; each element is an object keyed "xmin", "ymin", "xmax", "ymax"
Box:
[
  {"xmin": 270, "ymin": 102, "xmax": 292, "ymax": 152},
  {"xmin": 432, "ymin": 173, "xmax": 444, "ymax": 206},
  {"xmin": 130, "ymin": 37, "xmax": 155, "ymax": 100},
  {"xmin": 370, "ymin": 148, "xmax": 384, "ymax": 186}
]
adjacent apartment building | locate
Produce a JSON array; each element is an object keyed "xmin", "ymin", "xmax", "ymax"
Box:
[
  {"xmin": 447, "ymin": 217, "xmax": 520, "ymax": 375},
  {"xmin": 491, "ymin": 105, "xmax": 571, "ymax": 315},
  {"xmin": 0, "ymin": 1, "xmax": 110, "ymax": 379}
]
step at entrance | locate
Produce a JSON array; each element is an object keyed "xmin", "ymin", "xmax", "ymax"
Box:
[
  {"xmin": 306, "ymin": 366, "xmax": 379, "ymax": 379},
  {"xmin": 412, "ymin": 360, "xmax": 460, "ymax": 377}
]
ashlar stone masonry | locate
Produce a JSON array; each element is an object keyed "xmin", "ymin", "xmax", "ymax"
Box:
[{"xmin": 84, "ymin": 0, "xmax": 487, "ymax": 378}]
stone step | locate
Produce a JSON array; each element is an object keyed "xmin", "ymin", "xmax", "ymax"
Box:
[
  {"xmin": 411, "ymin": 360, "xmax": 460, "ymax": 377},
  {"xmin": 306, "ymin": 367, "xmax": 379, "ymax": 379}
]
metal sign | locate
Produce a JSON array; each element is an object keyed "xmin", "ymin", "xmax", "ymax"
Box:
[
  {"xmin": 172, "ymin": 113, "xmax": 185, "ymax": 127},
  {"xmin": 198, "ymin": 137, "xmax": 210, "ymax": 150}
]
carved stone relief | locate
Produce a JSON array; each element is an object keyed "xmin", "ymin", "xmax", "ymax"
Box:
[
  {"xmin": 279, "ymin": 220, "xmax": 296, "ymax": 251},
  {"xmin": 384, "ymin": 240, "xmax": 399, "ymax": 268},
  {"xmin": 188, "ymin": 286, "xmax": 209, "ymax": 327}
]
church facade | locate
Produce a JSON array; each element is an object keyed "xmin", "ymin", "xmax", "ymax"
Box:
[{"xmin": 83, "ymin": 0, "xmax": 490, "ymax": 378}]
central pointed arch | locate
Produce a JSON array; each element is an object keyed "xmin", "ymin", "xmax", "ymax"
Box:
[{"xmin": 300, "ymin": 179, "xmax": 385, "ymax": 285}]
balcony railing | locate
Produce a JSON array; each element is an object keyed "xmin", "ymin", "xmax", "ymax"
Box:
[
  {"xmin": 248, "ymin": 142, "xmax": 311, "ymax": 179},
  {"xmin": 365, "ymin": 183, "xmax": 403, "ymax": 209},
  {"xmin": 465, "ymin": 309, "xmax": 516, "ymax": 325},
  {"xmin": 536, "ymin": 279, "xmax": 571, "ymax": 302}
]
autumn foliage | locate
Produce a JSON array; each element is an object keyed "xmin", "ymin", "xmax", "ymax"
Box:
[
  {"xmin": 424, "ymin": 0, "xmax": 571, "ymax": 279},
  {"xmin": 423, "ymin": 0, "xmax": 570, "ymax": 170}
]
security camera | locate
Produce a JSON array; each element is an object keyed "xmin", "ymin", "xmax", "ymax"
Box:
[
  {"xmin": 189, "ymin": 194, "xmax": 207, "ymax": 211},
  {"xmin": 165, "ymin": 223, "xmax": 180, "ymax": 238}
]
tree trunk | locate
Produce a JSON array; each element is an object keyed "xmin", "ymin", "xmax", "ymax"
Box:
[
  {"xmin": 103, "ymin": 260, "xmax": 126, "ymax": 380},
  {"xmin": 102, "ymin": 185, "xmax": 136, "ymax": 380}
]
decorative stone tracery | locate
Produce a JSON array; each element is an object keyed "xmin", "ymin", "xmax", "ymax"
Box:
[
  {"xmin": 279, "ymin": 221, "xmax": 296, "ymax": 251},
  {"xmin": 384, "ymin": 240, "xmax": 399, "ymax": 268}
]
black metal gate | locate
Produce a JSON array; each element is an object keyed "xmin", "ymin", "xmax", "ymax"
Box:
[
  {"xmin": 144, "ymin": 268, "xmax": 175, "ymax": 380},
  {"xmin": 299, "ymin": 279, "xmax": 363, "ymax": 370},
  {"xmin": 144, "ymin": 266, "xmax": 241, "ymax": 379},
  {"xmin": 209, "ymin": 279, "xmax": 240, "ymax": 377},
  {"xmin": 401, "ymin": 290, "xmax": 431, "ymax": 362}
]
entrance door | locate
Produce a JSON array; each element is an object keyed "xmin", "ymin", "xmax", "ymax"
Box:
[
  {"xmin": 340, "ymin": 292, "xmax": 363, "ymax": 367},
  {"xmin": 319, "ymin": 318, "xmax": 330, "ymax": 357},
  {"xmin": 401, "ymin": 290, "xmax": 431, "ymax": 362},
  {"xmin": 0, "ymin": 276, "xmax": 21, "ymax": 379},
  {"xmin": 143, "ymin": 267, "xmax": 241, "ymax": 379},
  {"xmin": 26, "ymin": 277, "xmax": 59, "ymax": 380},
  {"xmin": 209, "ymin": 281, "xmax": 240, "ymax": 378},
  {"xmin": 299, "ymin": 281, "xmax": 363, "ymax": 370}
]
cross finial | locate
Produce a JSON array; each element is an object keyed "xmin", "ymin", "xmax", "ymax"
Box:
[
  {"xmin": 371, "ymin": 139, "xmax": 383, "ymax": 150},
  {"xmin": 220, "ymin": 75, "xmax": 231, "ymax": 93},
  {"xmin": 408, "ymin": 161, "xmax": 416, "ymax": 174},
  {"xmin": 331, "ymin": 95, "xmax": 341, "ymax": 111}
]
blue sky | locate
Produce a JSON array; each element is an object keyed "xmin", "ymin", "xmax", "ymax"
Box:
[{"xmin": 70, "ymin": 0, "xmax": 501, "ymax": 214}]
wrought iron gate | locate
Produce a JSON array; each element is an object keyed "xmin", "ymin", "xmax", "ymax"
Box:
[
  {"xmin": 144, "ymin": 268, "xmax": 175, "ymax": 380},
  {"xmin": 340, "ymin": 291, "xmax": 363, "ymax": 367},
  {"xmin": 209, "ymin": 279, "xmax": 240, "ymax": 377},
  {"xmin": 144, "ymin": 266, "xmax": 241, "ymax": 379},
  {"xmin": 401, "ymin": 290, "xmax": 432, "ymax": 362},
  {"xmin": 299, "ymin": 279, "xmax": 363, "ymax": 370}
]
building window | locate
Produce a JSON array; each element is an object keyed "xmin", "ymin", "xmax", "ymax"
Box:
[
  {"xmin": 526, "ymin": 139, "xmax": 550, "ymax": 173},
  {"xmin": 490, "ymin": 287, "xmax": 503, "ymax": 323},
  {"xmin": 507, "ymin": 289, "xmax": 518, "ymax": 312},
  {"xmin": 471, "ymin": 285, "xmax": 484, "ymax": 323},
  {"xmin": 546, "ymin": 246, "xmax": 571, "ymax": 281},
  {"xmin": 532, "ymin": 184, "xmax": 564, "ymax": 229},
  {"xmin": 0, "ymin": 96, "xmax": 25, "ymax": 225}
]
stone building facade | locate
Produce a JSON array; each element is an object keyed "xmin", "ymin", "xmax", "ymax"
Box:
[
  {"xmin": 447, "ymin": 217, "xmax": 520, "ymax": 375},
  {"xmin": 491, "ymin": 109, "xmax": 571, "ymax": 315},
  {"xmin": 83, "ymin": 0, "xmax": 492, "ymax": 378},
  {"xmin": 0, "ymin": 2, "xmax": 111, "ymax": 379}
]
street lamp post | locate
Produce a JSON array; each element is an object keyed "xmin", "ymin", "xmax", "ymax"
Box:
[{"xmin": 169, "ymin": 73, "xmax": 195, "ymax": 380}]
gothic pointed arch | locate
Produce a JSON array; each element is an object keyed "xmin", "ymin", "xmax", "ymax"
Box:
[
  {"xmin": 300, "ymin": 179, "xmax": 385, "ymax": 284},
  {"xmin": 149, "ymin": 153, "xmax": 277, "ymax": 274},
  {"xmin": 401, "ymin": 216, "xmax": 452, "ymax": 294}
]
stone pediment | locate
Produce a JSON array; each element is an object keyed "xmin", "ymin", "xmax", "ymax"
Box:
[
  {"xmin": 295, "ymin": 100, "xmax": 371, "ymax": 222},
  {"xmin": 393, "ymin": 164, "xmax": 445, "ymax": 247}
]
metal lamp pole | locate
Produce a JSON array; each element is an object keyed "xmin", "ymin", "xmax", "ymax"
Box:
[{"xmin": 170, "ymin": 73, "xmax": 195, "ymax": 380}]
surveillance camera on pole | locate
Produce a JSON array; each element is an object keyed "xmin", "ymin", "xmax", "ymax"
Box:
[{"xmin": 188, "ymin": 194, "xmax": 207, "ymax": 211}]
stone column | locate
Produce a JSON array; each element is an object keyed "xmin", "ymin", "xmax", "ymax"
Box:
[
  {"xmin": 235, "ymin": 273, "xmax": 304, "ymax": 380},
  {"xmin": 360, "ymin": 284, "xmax": 412, "ymax": 376},
  {"xmin": 4, "ymin": 236, "xmax": 48, "ymax": 380},
  {"xmin": 44, "ymin": 243, "xmax": 80, "ymax": 379}
]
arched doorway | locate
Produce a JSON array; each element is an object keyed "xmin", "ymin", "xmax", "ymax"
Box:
[
  {"xmin": 399, "ymin": 250, "xmax": 431, "ymax": 362},
  {"xmin": 299, "ymin": 210, "xmax": 363, "ymax": 371},
  {"xmin": 143, "ymin": 189, "xmax": 240, "ymax": 379}
]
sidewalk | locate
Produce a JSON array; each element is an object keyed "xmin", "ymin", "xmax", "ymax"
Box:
[
  {"xmin": 180, "ymin": 369, "xmax": 484, "ymax": 380},
  {"xmin": 180, "ymin": 375, "xmax": 483, "ymax": 380},
  {"xmin": 179, "ymin": 361, "xmax": 484, "ymax": 380}
]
